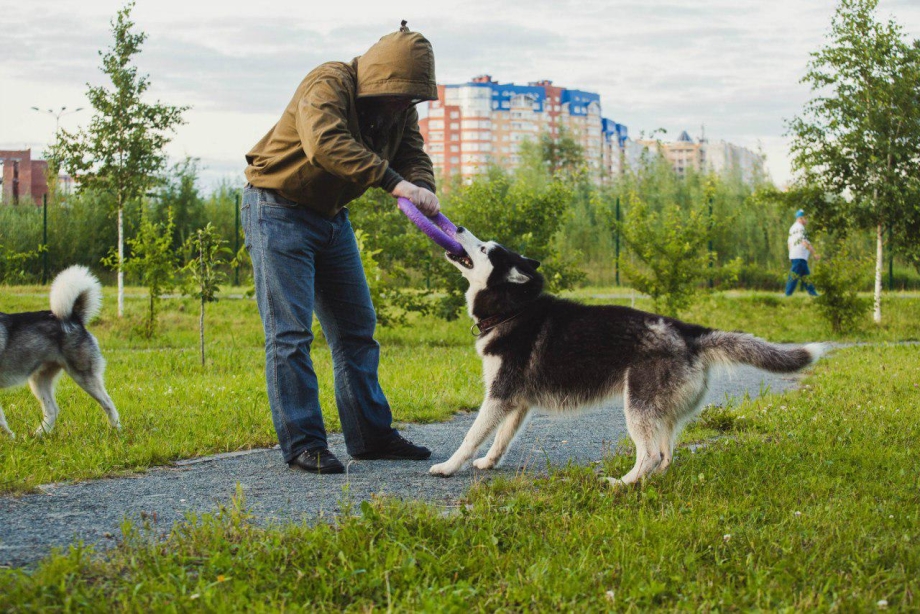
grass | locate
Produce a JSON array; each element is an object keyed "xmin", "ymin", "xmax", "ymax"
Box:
[
  {"xmin": 0, "ymin": 285, "xmax": 918, "ymax": 495},
  {"xmin": 1, "ymin": 344, "xmax": 918, "ymax": 610},
  {"xmin": 0, "ymin": 287, "xmax": 481, "ymax": 494}
]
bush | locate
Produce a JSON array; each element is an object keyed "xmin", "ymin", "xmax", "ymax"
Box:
[
  {"xmin": 811, "ymin": 239, "xmax": 873, "ymax": 333},
  {"xmin": 616, "ymin": 192, "xmax": 716, "ymax": 317}
]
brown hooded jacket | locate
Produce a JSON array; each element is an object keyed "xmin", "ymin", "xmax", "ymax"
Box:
[{"xmin": 244, "ymin": 23, "xmax": 437, "ymax": 218}]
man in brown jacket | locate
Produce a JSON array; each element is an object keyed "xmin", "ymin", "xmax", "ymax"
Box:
[{"xmin": 242, "ymin": 22, "xmax": 438, "ymax": 474}]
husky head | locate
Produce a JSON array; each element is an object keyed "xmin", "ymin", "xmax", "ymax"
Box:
[{"xmin": 446, "ymin": 227, "xmax": 543, "ymax": 319}]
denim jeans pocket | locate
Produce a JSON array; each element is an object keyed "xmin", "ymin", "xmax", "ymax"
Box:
[{"xmin": 258, "ymin": 188, "xmax": 300, "ymax": 209}]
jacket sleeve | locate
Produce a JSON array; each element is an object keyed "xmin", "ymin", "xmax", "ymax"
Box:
[
  {"xmin": 391, "ymin": 106, "xmax": 436, "ymax": 191},
  {"xmin": 296, "ymin": 75, "xmax": 389, "ymax": 189}
]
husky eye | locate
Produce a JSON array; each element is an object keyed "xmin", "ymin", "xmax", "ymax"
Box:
[{"xmin": 480, "ymin": 246, "xmax": 487, "ymax": 253}]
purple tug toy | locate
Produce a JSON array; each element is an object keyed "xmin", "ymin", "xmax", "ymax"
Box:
[{"xmin": 397, "ymin": 197, "xmax": 465, "ymax": 256}]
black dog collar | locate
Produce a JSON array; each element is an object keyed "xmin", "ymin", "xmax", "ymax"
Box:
[{"xmin": 471, "ymin": 308, "xmax": 528, "ymax": 337}]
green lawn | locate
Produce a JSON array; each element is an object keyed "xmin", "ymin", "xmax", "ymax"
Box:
[
  {"xmin": 1, "ymin": 344, "xmax": 917, "ymax": 610},
  {"xmin": 0, "ymin": 286, "xmax": 918, "ymax": 495},
  {"xmin": 0, "ymin": 287, "xmax": 481, "ymax": 494}
]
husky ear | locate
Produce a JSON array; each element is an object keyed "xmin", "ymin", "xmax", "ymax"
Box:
[
  {"xmin": 506, "ymin": 267, "xmax": 532, "ymax": 284},
  {"xmin": 524, "ymin": 257, "xmax": 541, "ymax": 270}
]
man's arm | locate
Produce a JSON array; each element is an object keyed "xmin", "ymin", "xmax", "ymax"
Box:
[
  {"xmin": 296, "ymin": 75, "xmax": 390, "ymax": 189},
  {"xmin": 390, "ymin": 106, "xmax": 436, "ymax": 191}
]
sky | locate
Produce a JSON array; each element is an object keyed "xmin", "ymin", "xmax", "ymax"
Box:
[{"xmin": 2, "ymin": 0, "xmax": 919, "ymax": 189}]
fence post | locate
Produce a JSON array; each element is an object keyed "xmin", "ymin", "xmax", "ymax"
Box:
[
  {"xmin": 614, "ymin": 196, "xmax": 620, "ymax": 287},
  {"xmin": 42, "ymin": 193, "xmax": 49, "ymax": 285},
  {"xmin": 234, "ymin": 190, "xmax": 241, "ymax": 287},
  {"xmin": 888, "ymin": 224, "xmax": 893, "ymax": 291},
  {"xmin": 708, "ymin": 196, "xmax": 714, "ymax": 289}
]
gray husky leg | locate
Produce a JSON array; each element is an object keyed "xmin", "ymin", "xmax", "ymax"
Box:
[
  {"xmin": 473, "ymin": 405, "xmax": 530, "ymax": 470},
  {"xmin": 29, "ymin": 365, "xmax": 63, "ymax": 435},
  {"xmin": 0, "ymin": 403, "xmax": 13, "ymax": 438},
  {"xmin": 655, "ymin": 376, "xmax": 708, "ymax": 475},
  {"xmin": 605, "ymin": 377, "xmax": 663, "ymax": 487},
  {"xmin": 431, "ymin": 397, "xmax": 509, "ymax": 476},
  {"xmin": 70, "ymin": 371, "xmax": 121, "ymax": 429}
]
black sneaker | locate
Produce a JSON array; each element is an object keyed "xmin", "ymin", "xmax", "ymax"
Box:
[
  {"xmin": 352, "ymin": 433, "xmax": 431, "ymax": 460},
  {"xmin": 288, "ymin": 448, "xmax": 345, "ymax": 474}
]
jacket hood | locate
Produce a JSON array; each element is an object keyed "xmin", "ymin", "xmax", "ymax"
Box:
[{"xmin": 355, "ymin": 21, "xmax": 437, "ymax": 101}]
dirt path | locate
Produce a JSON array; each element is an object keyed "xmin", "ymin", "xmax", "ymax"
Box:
[{"xmin": 0, "ymin": 365, "xmax": 804, "ymax": 568}]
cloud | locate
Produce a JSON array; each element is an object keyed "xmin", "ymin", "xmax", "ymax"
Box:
[{"xmin": 3, "ymin": 0, "xmax": 919, "ymax": 188}]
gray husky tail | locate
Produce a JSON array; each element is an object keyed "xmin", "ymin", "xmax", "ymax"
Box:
[
  {"xmin": 50, "ymin": 266, "xmax": 103, "ymax": 325},
  {"xmin": 698, "ymin": 331, "xmax": 824, "ymax": 373}
]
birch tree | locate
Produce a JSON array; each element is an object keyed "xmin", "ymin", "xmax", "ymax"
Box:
[
  {"xmin": 50, "ymin": 2, "xmax": 187, "ymax": 316},
  {"xmin": 788, "ymin": 0, "xmax": 920, "ymax": 323}
]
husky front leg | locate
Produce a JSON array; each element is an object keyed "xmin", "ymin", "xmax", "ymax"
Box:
[
  {"xmin": 472, "ymin": 405, "xmax": 529, "ymax": 470},
  {"xmin": 431, "ymin": 397, "xmax": 509, "ymax": 477},
  {"xmin": 0, "ymin": 403, "xmax": 13, "ymax": 438}
]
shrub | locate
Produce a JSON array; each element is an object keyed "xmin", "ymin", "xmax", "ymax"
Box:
[
  {"xmin": 616, "ymin": 192, "xmax": 716, "ymax": 317},
  {"xmin": 811, "ymin": 238, "xmax": 873, "ymax": 333}
]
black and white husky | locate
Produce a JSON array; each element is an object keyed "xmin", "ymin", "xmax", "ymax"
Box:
[
  {"xmin": 0, "ymin": 266, "xmax": 120, "ymax": 438},
  {"xmin": 430, "ymin": 228, "xmax": 823, "ymax": 485}
]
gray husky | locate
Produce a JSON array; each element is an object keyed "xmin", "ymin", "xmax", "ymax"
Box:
[
  {"xmin": 430, "ymin": 228, "xmax": 823, "ymax": 485},
  {"xmin": 0, "ymin": 266, "xmax": 120, "ymax": 438}
]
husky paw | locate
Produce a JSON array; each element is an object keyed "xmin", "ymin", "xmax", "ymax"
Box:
[
  {"xmin": 472, "ymin": 457, "xmax": 495, "ymax": 470},
  {"xmin": 603, "ymin": 476, "xmax": 628, "ymax": 488},
  {"xmin": 429, "ymin": 462, "xmax": 457, "ymax": 477}
]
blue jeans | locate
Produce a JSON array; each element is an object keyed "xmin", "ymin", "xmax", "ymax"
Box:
[
  {"xmin": 242, "ymin": 186, "xmax": 395, "ymax": 462},
  {"xmin": 785, "ymin": 259, "xmax": 817, "ymax": 296}
]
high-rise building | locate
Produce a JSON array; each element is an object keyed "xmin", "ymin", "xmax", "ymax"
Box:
[
  {"xmin": 633, "ymin": 130, "xmax": 766, "ymax": 184},
  {"xmin": 419, "ymin": 76, "xmax": 627, "ymax": 184}
]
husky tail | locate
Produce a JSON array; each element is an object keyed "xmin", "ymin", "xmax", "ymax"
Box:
[
  {"xmin": 698, "ymin": 330, "xmax": 825, "ymax": 373},
  {"xmin": 50, "ymin": 266, "xmax": 103, "ymax": 325}
]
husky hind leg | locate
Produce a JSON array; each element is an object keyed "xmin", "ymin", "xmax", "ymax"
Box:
[
  {"xmin": 29, "ymin": 364, "xmax": 63, "ymax": 435},
  {"xmin": 69, "ymin": 369, "xmax": 121, "ymax": 430}
]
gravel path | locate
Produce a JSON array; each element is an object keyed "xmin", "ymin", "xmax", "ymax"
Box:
[{"xmin": 0, "ymin": 365, "xmax": 804, "ymax": 568}]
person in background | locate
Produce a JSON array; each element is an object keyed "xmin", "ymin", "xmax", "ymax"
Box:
[
  {"xmin": 785, "ymin": 209, "xmax": 820, "ymax": 297},
  {"xmin": 241, "ymin": 21, "xmax": 438, "ymax": 474}
]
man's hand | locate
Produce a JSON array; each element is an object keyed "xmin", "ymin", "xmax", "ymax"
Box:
[{"xmin": 392, "ymin": 180, "xmax": 440, "ymax": 216}]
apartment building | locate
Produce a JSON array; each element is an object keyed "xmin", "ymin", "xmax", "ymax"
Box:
[
  {"xmin": 0, "ymin": 149, "xmax": 49, "ymax": 204},
  {"xmin": 634, "ymin": 130, "xmax": 766, "ymax": 184},
  {"xmin": 419, "ymin": 76, "xmax": 627, "ymax": 183}
]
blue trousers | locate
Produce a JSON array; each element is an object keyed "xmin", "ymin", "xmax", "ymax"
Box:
[
  {"xmin": 785, "ymin": 258, "xmax": 817, "ymax": 296},
  {"xmin": 242, "ymin": 187, "xmax": 395, "ymax": 462}
]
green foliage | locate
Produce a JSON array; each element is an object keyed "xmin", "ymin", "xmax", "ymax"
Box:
[
  {"xmin": 152, "ymin": 157, "xmax": 206, "ymax": 250},
  {"xmin": 518, "ymin": 126, "xmax": 587, "ymax": 179},
  {"xmin": 616, "ymin": 192, "xmax": 717, "ymax": 317},
  {"xmin": 0, "ymin": 243, "xmax": 42, "ymax": 285},
  {"xmin": 181, "ymin": 224, "xmax": 230, "ymax": 365},
  {"xmin": 354, "ymin": 228, "xmax": 412, "ymax": 327},
  {"xmin": 811, "ymin": 237, "xmax": 873, "ymax": 332},
  {"xmin": 347, "ymin": 189, "xmax": 434, "ymax": 323},
  {"xmin": 788, "ymin": 0, "xmax": 920, "ymax": 317},
  {"xmin": 48, "ymin": 2, "xmax": 187, "ymax": 309},
  {"xmin": 105, "ymin": 209, "xmax": 176, "ymax": 337},
  {"xmin": 430, "ymin": 170, "xmax": 584, "ymax": 319}
]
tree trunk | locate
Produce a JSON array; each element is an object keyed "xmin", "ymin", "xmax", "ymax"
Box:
[
  {"xmin": 200, "ymin": 297, "xmax": 205, "ymax": 367},
  {"xmin": 874, "ymin": 222, "xmax": 883, "ymax": 324},
  {"xmin": 117, "ymin": 206, "xmax": 125, "ymax": 318}
]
